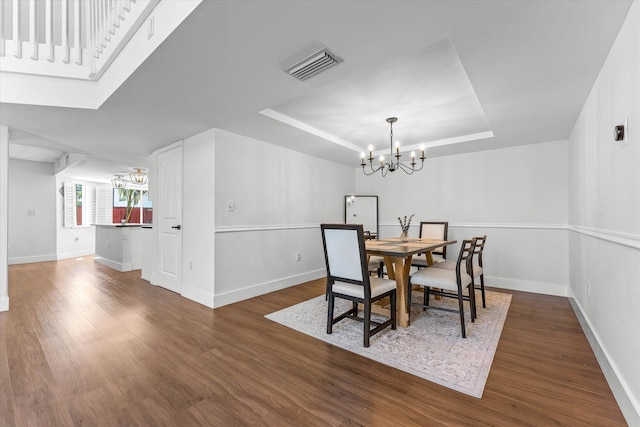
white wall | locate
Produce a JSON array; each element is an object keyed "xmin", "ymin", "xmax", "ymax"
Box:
[
  {"xmin": 0, "ymin": 125, "xmax": 9, "ymax": 311},
  {"xmin": 356, "ymin": 140, "xmax": 570, "ymax": 296},
  {"xmin": 182, "ymin": 128, "xmax": 215, "ymax": 307},
  {"xmin": 55, "ymin": 175, "xmax": 96, "ymax": 259},
  {"xmin": 214, "ymin": 129, "xmax": 355, "ymax": 307},
  {"xmin": 567, "ymin": 1, "xmax": 640, "ymax": 424},
  {"xmin": 8, "ymin": 159, "xmax": 57, "ymax": 264}
]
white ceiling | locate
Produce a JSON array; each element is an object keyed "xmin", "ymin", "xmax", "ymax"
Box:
[{"xmin": 0, "ymin": 0, "xmax": 633, "ymax": 182}]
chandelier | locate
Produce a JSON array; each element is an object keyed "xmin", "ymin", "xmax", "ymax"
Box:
[
  {"xmin": 360, "ymin": 117, "xmax": 425, "ymax": 176},
  {"xmin": 129, "ymin": 168, "xmax": 148, "ymax": 185},
  {"xmin": 111, "ymin": 174, "xmax": 127, "ymax": 189}
]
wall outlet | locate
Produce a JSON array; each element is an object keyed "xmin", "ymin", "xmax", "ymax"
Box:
[
  {"xmin": 227, "ymin": 201, "xmax": 235, "ymax": 212},
  {"xmin": 189, "ymin": 261, "xmax": 194, "ymax": 271},
  {"xmin": 295, "ymin": 252, "xmax": 302, "ymax": 262},
  {"xmin": 586, "ymin": 280, "xmax": 591, "ymax": 297}
]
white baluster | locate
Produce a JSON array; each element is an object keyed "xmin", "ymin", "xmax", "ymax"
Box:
[
  {"xmin": 74, "ymin": 0, "xmax": 82, "ymax": 65},
  {"xmin": 0, "ymin": 0, "xmax": 4, "ymax": 57},
  {"xmin": 62, "ymin": 0, "xmax": 70, "ymax": 63},
  {"xmin": 109, "ymin": 0, "xmax": 116, "ymax": 35},
  {"xmin": 103, "ymin": 0, "xmax": 110, "ymax": 44},
  {"xmin": 29, "ymin": 0, "xmax": 37, "ymax": 60},
  {"xmin": 88, "ymin": 0, "xmax": 97, "ymax": 77},
  {"xmin": 114, "ymin": 0, "xmax": 122, "ymax": 28},
  {"xmin": 13, "ymin": 0, "xmax": 22, "ymax": 58},
  {"xmin": 45, "ymin": 0, "xmax": 53, "ymax": 61}
]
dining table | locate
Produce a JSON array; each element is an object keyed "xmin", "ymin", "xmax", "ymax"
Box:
[{"xmin": 365, "ymin": 237, "xmax": 457, "ymax": 327}]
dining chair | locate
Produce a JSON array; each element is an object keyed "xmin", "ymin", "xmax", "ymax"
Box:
[
  {"xmin": 411, "ymin": 221, "xmax": 449, "ymax": 268},
  {"xmin": 433, "ymin": 235, "xmax": 487, "ymax": 308},
  {"xmin": 364, "ymin": 231, "xmax": 384, "ymax": 277},
  {"xmin": 320, "ymin": 224, "xmax": 397, "ymax": 347},
  {"xmin": 408, "ymin": 238, "xmax": 476, "ymax": 338},
  {"xmin": 368, "ymin": 256, "xmax": 384, "ymax": 277}
]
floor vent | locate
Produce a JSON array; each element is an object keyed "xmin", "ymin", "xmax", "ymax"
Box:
[{"xmin": 285, "ymin": 48, "xmax": 342, "ymax": 81}]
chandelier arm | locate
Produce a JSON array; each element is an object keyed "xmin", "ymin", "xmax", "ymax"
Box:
[
  {"xmin": 394, "ymin": 162, "xmax": 414, "ymax": 174},
  {"xmin": 362, "ymin": 161, "xmax": 384, "ymax": 176}
]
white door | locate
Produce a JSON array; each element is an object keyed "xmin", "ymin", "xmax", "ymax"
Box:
[{"xmin": 156, "ymin": 143, "xmax": 182, "ymax": 293}]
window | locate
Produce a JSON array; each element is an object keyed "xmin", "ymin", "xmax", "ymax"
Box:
[
  {"xmin": 112, "ymin": 189, "xmax": 152, "ymax": 224},
  {"xmin": 92, "ymin": 187, "xmax": 113, "ymax": 225},
  {"xmin": 63, "ymin": 181, "xmax": 89, "ymax": 227}
]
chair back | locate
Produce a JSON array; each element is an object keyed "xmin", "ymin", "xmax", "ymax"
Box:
[
  {"xmin": 419, "ymin": 221, "xmax": 449, "ymax": 258},
  {"xmin": 455, "ymin": 239, "xmax": 477, "ymax": 281},
  {"xmin": 320, "ymin": 224, "xmax": 370, "ymax": 292},
  {"xmin": 473, "ymin": 235, "xmax": 487, "ymax": 267}
]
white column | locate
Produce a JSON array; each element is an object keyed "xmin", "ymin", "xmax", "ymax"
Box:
[{"xmin": 0, "ymin": 125, "xmax": 10, "ymax": 312}]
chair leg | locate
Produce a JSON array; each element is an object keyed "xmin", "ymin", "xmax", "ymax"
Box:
[
  {"xmin": 327, "ymin": 294, "xmax": 335, "ymax": 334},
  {"xmin": 469, "ymin": 277, "xmax": 477, "ymax": 321},
  {"xmin": 391, "ymin": 291, "xmax": 397, "ymax": 330},
  {"xmin": 364, "ymin": 302, "xmax": 371, "ymax": 347},
  {"xmin": 406, "ymin": 282, "xmax": 413, "ymax": 323},
  {"xmin": 480, "ymin": 274, "xmax": 486, "ymax": 308},
  {"xmin": 457, "ymin": 292, "xmax": 466, "ymax": 338},
  {"xmin": 423, "ymin": 286, "xmax": 431, "ymax": 309},
  {"xmin": 468, "ymin": 284, "xmax": 476, "ymax": 322}
]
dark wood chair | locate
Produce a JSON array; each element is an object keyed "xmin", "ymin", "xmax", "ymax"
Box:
[
  {"xmin": 320, "ymin": 224, "xmax": 397, "ymax": 347},
  {"xmin": 364, "ymin": 230, "xmax": 384, "ymax": 277},
  {"xmin": 433, "ymin": 235, "xmax": 487, "ymax": 308},
  {"xmin": 412, "ymin": 221, "xmax": 449, "ymax": 268},
  {"xmin": 408, "ymin": 238, "xmax": 477, "ymax": 338}
]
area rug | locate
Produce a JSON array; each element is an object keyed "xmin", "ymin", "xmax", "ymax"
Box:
[{"xmin": 266, "ymin": 290, "xmax": 511, "ymax": 398}]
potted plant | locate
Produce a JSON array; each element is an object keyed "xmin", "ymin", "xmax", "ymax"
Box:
[{"xmin": 397, "ymin": 214, "xmax": 414, "ymax": 243}]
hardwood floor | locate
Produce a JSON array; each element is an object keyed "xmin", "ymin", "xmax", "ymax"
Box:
[{"xmin": 1, "ymin": 257, "xmax": 626, "ymax": 426}]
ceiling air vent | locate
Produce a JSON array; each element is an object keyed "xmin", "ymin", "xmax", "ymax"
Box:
[{"xmin": 285, "ymin": 48, "xmax": 342, "ymax": 81}]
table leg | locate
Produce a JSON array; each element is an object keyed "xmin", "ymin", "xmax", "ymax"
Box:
[
  {"xmin": 383, "ymin": 257, "xmax": 395, "ymax": 280},
  {"xmin": 426, "ymin": 251, "xmax": 434, "ymax": 266},
  {"xmin": 394, "ymin": 256, "xmax": 413, "ymax": 327}
]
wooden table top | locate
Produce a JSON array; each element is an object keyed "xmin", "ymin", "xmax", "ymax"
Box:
[{"xmin": 365, "ymin": 238, "xmax": 456, "ymax": 257}]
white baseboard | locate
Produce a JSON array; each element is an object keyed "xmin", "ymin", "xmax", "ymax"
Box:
[
  {"xmin": 182, "ymin": 284, "xmax": 214, "ymax": 308},
  {"xmin": 8, "ymin": 254, "xmax": 57, "ymax": 265},
  {"xmin": 568, "ymin": 293, "xmax": 639, "ymax": 426},
  {"xmin": 0, "ymin": 296, "xmax": 8, "ymax": 312},
  {"xmin": 94, "ymin": 256, "xmax": 133, "ymax": 272},
  {"xmin": 214, "ymin": 269, "xmax": 326, "ymax": 308},
  {"xmin": 485, "ymin": 274, "xmax": 568, "ymax": 297},
  {"xmin": 57, "ymin": 249, "xmax": 95, "ymax": 260}
]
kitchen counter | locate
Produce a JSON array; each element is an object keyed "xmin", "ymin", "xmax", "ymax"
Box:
[{"xmin": 94, "ymin": 224, "xmax": 149, "ymax": 271}]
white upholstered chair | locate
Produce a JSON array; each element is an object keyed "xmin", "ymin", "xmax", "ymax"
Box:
[
  {"xmin": 409, "ymin": 238, "xmax": 477, "ymax": 338},
  {"xmin": 433, "ymin": 235, "xmax": 487, "ymax": 308},
  {"xmin": 411, "ymin": 221, "xmax": 449, "ymax": 268},
  {"xmin": 321, "ymin": 224, "xmax": 397, "ymax": 347}
]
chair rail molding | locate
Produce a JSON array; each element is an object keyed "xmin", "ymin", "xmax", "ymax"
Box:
[
  {"xmin": 380, "ymin": 221, "xmax": 568, "ymax": 230},
  {"xmin": 568, "ymin": 224, "xmax": 640, "ymax": 250},
  {"xmin": 215, "ymin": 223, "xmax": 320, "ymax": 233},
  {"xmin": 380, "ymin": 222, "xmax": 639, "ymax": 250}
]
